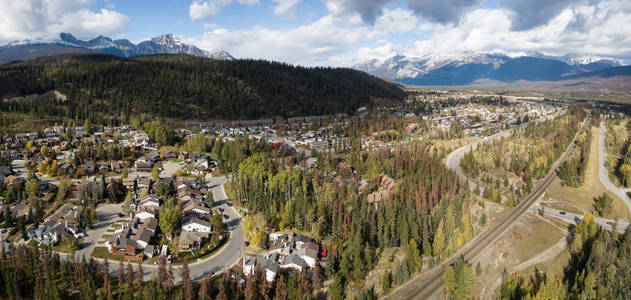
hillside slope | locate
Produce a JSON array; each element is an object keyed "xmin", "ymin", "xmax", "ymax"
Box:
[{"xmin": 0, "ymin": 54, "xmax": 404, "ymax": 122}]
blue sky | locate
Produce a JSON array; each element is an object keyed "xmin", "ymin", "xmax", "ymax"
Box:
[{"xmin": 1, "ymin": 0, "xmax": 630, "ymax": 66}]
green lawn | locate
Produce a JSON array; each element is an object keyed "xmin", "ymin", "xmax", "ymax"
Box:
[
  {"xmin": 172, "ymin": 234, "xmax": 229, "ymax": 265},
  {"xmin": 27, "ymin": 239, "xmax": 39, "ymax": 247},
  {"xmin": 92, "ymin": 246, "xmax": 142, "ymax": 262}
]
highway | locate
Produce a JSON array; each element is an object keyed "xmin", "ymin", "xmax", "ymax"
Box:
[
  {"xmin": 598, "ymin": 120, "xmax": 631, "ymax": 216},
  {"xmin": 532, "ymin": 205, "xmax": 628, "ymax": 233},
  {"xmin": 385, "ymin": 116, "xmax": 589, "ymax": 300}
]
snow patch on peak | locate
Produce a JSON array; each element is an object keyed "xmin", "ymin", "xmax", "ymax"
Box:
[{"xmin": 152, "ymin": 33, "xmax": 183, "ymax": 46}]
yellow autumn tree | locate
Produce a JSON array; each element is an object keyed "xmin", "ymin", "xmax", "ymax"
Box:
[{"xmin": 433, "ymin": 220, "xmax": 446, "ymax": 259}]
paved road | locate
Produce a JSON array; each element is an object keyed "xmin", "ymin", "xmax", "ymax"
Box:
[
  {"xmin": 100, "ymin": 175, "xmax": 244, "ymax": 282},
  {"xmin": 598, "ymin": 120, "xmax": 631, "ymax": 216},
  {"xmin": 161, "ymin": 161, "xmax": 183, "ymax": 178},
  {"xmin": 75, "ymin": 203, "xmax": 125, "ymax": 259},
  {"xmin": 533, "ymin": 205, "xmax": 629, "ymax": 233},
  {"xmin": 386, "ymin": 115, "xmax": 587, "ymax": 300},
  {"xmin": 445, "ymin": 111, "xmax": 562, "ymax": 197},
  {"xmin": 188, "ymin": 175, "xmax": 244, "ymax": 281},
  {"xmin": 52, "ymin": 174, "xmax": 243, "ymax": 283}
]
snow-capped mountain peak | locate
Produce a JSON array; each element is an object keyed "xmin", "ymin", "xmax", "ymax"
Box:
[
  {"xmin": 0, "ymin": 32, "xmax": 235, "ymax": 64},
  {"xmin": 345, "ymin": 51, "xmax": 624, "ymax": 82},
  {"xmin": 209, "ymin": 50, "xmax": 234, "ymax": 60},
  {"xmin": 151, "ymin": 33, "xmax": 184, "ymax": 46}
]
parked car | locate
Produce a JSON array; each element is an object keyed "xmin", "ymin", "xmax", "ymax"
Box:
[{"xmin": 0, "ymin": 228, "xmax": 7, "ymax": 234}]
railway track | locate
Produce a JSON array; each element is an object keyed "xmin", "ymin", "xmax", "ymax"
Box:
[{"xmin": 385, "ymin": 117, "xmax": 589, "ymax": 300}]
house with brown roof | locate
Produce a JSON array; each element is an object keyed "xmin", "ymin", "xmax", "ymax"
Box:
[{"xmin": 178, "ymin": 231, "xmax": 209, "ymax": 251}]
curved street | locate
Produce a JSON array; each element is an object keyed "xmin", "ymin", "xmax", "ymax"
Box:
[
  {"xmin": 386, "ymin": 114, "xmax": 586, "ymax": 300},
  {"xmin": 598, "ymin": 120, "xmax": 631, "ymax": 216},
  {"xmin": 63, "ymin": 175, "xmax": 244, "ymax": 282}
]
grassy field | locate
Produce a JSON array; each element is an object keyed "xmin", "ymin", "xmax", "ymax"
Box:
[
  {"xmin": 507, "ymin": 215, "xmax": 566, "ymax": 263},
  {"xmin": 473, "ymin": 214, "xmax": 566, "ymax": 298},
  {"xmin": 547, "ymin": 126, "xmax": 631, "ymax": 219}
]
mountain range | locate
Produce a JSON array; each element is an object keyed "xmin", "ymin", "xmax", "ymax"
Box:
[
  {"xmin": 0, "ymin": 33, "xmax": 233, "ymax": 64},
  {"xmin": 344, "ymin": 52, "xmax": 627, "ymax": 85}
]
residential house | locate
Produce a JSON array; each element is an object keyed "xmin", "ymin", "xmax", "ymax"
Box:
[
  {"xmin": 135, "ymin": 156, "xmax": 154, "ymax": 172},
  {"xmin": 280, "ymin": 255, "xmax": 308, "ymax": 273},
  {"xmin": 296, "ymin": 247, "xmax": 318, "ymax": 268},
  {"xmin": 163, "ymin": 150, "xmax": 178, "ymax": 160},
  {"xmin": 182, "ymin": 199, "xmax": 211, "ymax": 219},
  {"xmin": 45, "ymin": 203, "xmax": 83, "ymax": 238},
  {"xmin": 129, "ymin": 227, "xmax": 151, "ymax": 249},
  {"xmin": 144, "ymin": 245, "xmax": 157, "ymax": 258},
  {"xmin": 122, "ymin": 177, "xmax": 136, "ymax": 191},
  {"xmin": 137, "ymin": 195, "xmax": 161, "ymax": 210},
  {"xmin": 26, "ymin": 224, "xmax": 61, "ymax": 245},
  {"xmin": 135, "ymin": 208, "xmax": 157, "ymax": 221},
  {"xmin": 110, "ymin": 161, "xmax": 123, "ymax": 173},
  {"xmin": 182, "ymin": 216, "xmax": 212, "ymax": 233},
  {"xmin": 139, "ymin": 217, "xmax": 158, "ymax": 236},
  {"xmin": 293, "ymin": 235, "xmax": 312, "ymax": 248},
  {"xmin": 243, "ymin": 257, "xmax": 278, "ymax": 282},
  {"xmin": 108, "ymin": 236, "xmax": 137, "ymax": 255},
  {"xmin": 178, "ymin": 231, "xmax": 209, "ymax": 251}
]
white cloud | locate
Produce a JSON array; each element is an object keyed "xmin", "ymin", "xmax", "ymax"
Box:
[
  {"xmin": 397, "ymin": 0, "xmax": 631, "ymax": 59},
  {"xmin": 354, "ymin": 41, "xmax": 400, "ymax": 62},
  {"xmin": 374, "ymin": 8, "xmax": 418, "ymax": 34},
  {"xmin": 0, "ymin": 0, "xmax": 129, "ymax": 43},
  {"xmin": 189, "ymin": 0, "xmax": 259, "ymax": 21},
  {"xmin": 189, "ymin": 0, "xmax": 229, "ymax": 21},
  {"xmin": 184, "ymin": 0, "xmax": 631, "ymax": 67},
  {"xmin": 273, "ymin": 0, "xmax": 301, "ymax": 19},
  {"xmin": 407, "ymin": 0, "xmax": 484, "ymax": 24},
  {"xmin": 326, "ymin": 0, "xmax": 395, "ymax": 24},
  {"xmin": 190, "ymin": 15, "xmax": 379, "ymax": 66}
]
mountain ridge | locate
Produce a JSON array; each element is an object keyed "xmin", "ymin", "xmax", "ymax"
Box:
[
  {"xmin": 0, "ymin": 33, "xmax": 233, "ymax": 64},
  {"xmin": 345, "ymin": 52, "xmax": 626, "ymax": 85}
]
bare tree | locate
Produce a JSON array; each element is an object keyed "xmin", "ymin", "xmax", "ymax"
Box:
[
  {"xmin": 136, "ymin": 260, "xmax": 144, "ymax": 290},
  {"xmin": 180, "ymin": 263, "xmax": 193, "ymax": 300},
  {"xmin": 198, "ymin": 275, "xmax": 214, "ymax": 300},
  {"xmin": 103, "ymin": 258, "xmax": 111, "ymax": 300}
]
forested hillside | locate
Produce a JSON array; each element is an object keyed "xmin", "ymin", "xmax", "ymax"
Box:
[{"xmin": 0, "ymin": 54, "xmax": 405, "ymax": 123}]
